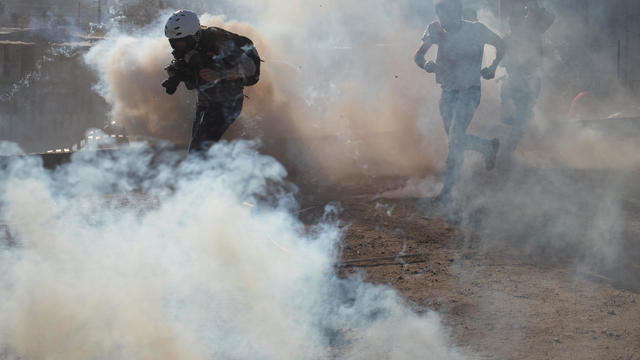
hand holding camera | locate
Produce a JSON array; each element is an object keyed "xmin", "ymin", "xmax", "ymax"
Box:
[{"xmin": 161, "ymin": 50, "xmax": 206, "ymax": 95}]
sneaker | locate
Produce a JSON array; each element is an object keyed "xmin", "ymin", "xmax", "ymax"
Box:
[{"xmin": 486, "ymin": 138, "xmax": 500, "ymax": 171}]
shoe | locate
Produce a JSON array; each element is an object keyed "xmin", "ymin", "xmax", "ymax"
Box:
[{"xmin": 486, "ymin": 138, "xmax": 500, "ymax": 171}]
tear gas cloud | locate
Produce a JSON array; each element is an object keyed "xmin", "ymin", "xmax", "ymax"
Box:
[
  {"xmin": 4, "ymin": 0, "xmax": 639, "ymax": 176},
  {"xmin": 83, "ymin": 0, "xmax": 640, "ymax": 184},
  {"xmin": 374, "ymin": 1, "xmax": 640, "ymax": 273},
  {"xmin": 83, "ymin": 0, "xmax": 445, "ymax": 182},
  {"xmin": 459, "ymin": 2, "xmax": 638, "ymax": 270},
  {"xmin": 1, "ymin": 0, "xmax": 640, "ymax": 357},
  {"xmin": 0, "ymin": 141, "xmax": 465, "ymax": 359}
]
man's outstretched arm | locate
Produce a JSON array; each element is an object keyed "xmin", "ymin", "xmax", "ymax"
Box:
[
  {"xmin": 415, "ymin": 22, "xmax": 445, "ymax": 73},
  {"xmin": 481, "ymin": 25, "xmax": 506, "ymax": 79},
  {"xmin": 414, "ymin": 37, "xmax": 436, "ymax": 70}
]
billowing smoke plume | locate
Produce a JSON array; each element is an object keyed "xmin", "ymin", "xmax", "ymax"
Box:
[
  {"xmin": 3, "ymin": 0, "xmax": 640, "ymax": 173},
  {"xmin": 0, "ymin": 142, "xmax": 465, "ymax": 359},
  {"xmin": 374, "ymin": 3, "xmax": 639, "ymax": 277},
  {"xmin": 83, "ymin": 1, "xmax": 446, "ymax": 182},
  {"xmin": 455, "ymin": 3, "xmax": 638, "ymax": 271}
]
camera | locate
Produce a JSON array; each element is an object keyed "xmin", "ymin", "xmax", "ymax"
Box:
[{"xmin": 162, "ymin": 51, "xmax": 205, "ymax": 95}]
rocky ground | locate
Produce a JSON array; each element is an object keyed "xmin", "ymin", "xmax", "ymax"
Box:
[{"xmin": 301, "ymin": 168, "xmax": 640, "ymax": 360}]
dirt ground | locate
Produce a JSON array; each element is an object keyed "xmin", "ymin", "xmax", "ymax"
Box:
[{"xmin": 300, "ymin": 169, "xmax": 640, "ymax": 360}]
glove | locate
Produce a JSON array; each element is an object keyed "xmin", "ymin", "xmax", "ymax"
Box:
[
  {"xmin": 481, "ymin": 66, "xmax": 496, "ymax": 80},
  {"xmin": 424, "ymin": 61, "xmax": 439, "ymax": 74}
]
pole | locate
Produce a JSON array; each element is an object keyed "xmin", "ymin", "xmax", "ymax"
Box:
[
  {"xmin": 617, "ymin": 39, "xmax": 621, "ymax": 82},
  {"xmin": 98, "ymin": 0, "xmax": 102, "ymax": 24}
]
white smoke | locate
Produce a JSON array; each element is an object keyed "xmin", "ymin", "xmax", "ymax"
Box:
[{"xmin": 0, "ymin": 141, "xmax": 465, "ymax": 359}]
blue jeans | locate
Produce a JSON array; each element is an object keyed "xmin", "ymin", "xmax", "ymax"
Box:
[
  {"xmin": 440, "ymin": 86, "xmax": 493, "ymax": 195},
  {"xmin": 500, "ymin": 75, "xmax": 541, "ymax": 154}
]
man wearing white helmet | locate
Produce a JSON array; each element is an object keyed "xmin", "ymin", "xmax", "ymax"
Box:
[{"xmin": 163, "ymin": 10, "xmax": 261, "ymax": 153}]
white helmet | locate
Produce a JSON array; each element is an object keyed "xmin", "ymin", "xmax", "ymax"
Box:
[{"xmin": 164, "ymin": 10, "xmax": 201, "ymax": 39}]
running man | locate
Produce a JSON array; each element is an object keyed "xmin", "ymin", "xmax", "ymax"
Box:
[{"xmin": 414, "ymin": 0, "xmax": 506, "ymax": 204}]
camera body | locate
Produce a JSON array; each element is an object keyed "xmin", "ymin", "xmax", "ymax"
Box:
[{"xmin": 162, "ymin": 50, "xmax": 206, "ymax": 95}]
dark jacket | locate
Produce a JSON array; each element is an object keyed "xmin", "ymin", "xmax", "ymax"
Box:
[{"xmin": 196, "ymin": 26, "xmax": 257, "ymax": 103}]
